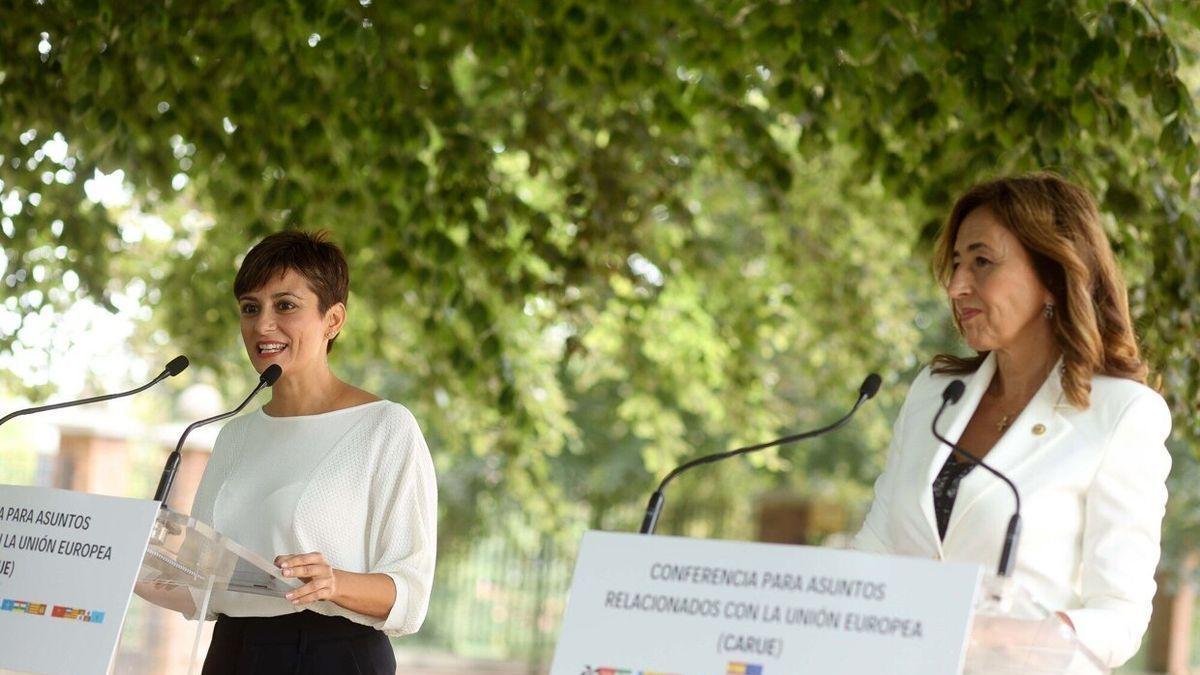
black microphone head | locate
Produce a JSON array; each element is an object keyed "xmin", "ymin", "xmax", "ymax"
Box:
[
  {"xmin": 165, "ymin": 355, "xmax": 190, "ymax": 377},
  {"xmin": 859, "ymin": 373, "xmax": 882, "ymax": 400},
  {"xmin": 943, "ymin": 380, "xmax": 966, "ymax": 404},
  {"xmin": 260, "ymin": 364, "xmax": 283, "ymax": 386}
]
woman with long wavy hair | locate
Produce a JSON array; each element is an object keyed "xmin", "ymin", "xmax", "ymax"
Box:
[{"xmin": 852, "ymin": 173, "xmax": 1172, "ymax": 668}]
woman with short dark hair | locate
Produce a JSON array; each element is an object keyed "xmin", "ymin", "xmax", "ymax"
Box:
[
  {"xmin": 190, "ymin": 230, "xmax": 437, "ymax": 674},
  {"xmin": 853, "ymin": 173, "xmax": 1172, "ymax": 668}
]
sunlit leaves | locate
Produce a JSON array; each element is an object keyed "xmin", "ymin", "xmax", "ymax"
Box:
[{"xmin": 1, "ymin": 0, "xmax": 1198, "ymax": 540}]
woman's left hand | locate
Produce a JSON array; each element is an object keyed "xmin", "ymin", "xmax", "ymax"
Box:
[{"xmin": 275, "ymin": 551, "xmax": 340, "ymax": 606}]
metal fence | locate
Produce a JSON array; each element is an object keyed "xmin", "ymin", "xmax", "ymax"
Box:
[{"xmin": 402, "ymin": 533, "xmax": 578, "ymax": 671}]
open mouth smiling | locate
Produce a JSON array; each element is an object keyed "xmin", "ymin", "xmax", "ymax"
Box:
[{"xmin": 257, "ymin": 341, "xmax": 289, "ymax": 356}]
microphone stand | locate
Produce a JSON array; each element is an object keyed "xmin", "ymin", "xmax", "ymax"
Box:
[
  {"xmin": 931, "ymin": 380, "xmax": 1022, "ymax": 577},
  {"xmin": 639, "ymin": 374, "xmax": 881, "ymax": 535},
  {"xmin": 153, "ymin": 365, "xmax": 282, "ymax": 508},
  {"xmin": 0, "ymin": 356, "xmax": 189, "ymax": 428}
]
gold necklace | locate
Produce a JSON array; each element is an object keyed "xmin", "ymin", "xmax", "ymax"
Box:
[{"xmin": 988, "ymin": 386, "xmax": 1028, "ymax": 434}]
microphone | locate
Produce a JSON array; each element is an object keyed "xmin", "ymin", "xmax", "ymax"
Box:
[
  {"xmin": 0, "ymin": 356, "xmax": 190, "ymax": 428},
  {"xmin": 931, "ymin": 379, "xmax": 1022, "ymax": 577},
  {"xmin": 152, "ymin": 364, "xmax": 282, "ymax": 507},
  {"xmin": 639, "ymin": 373, "xmax": 882, "ymax": 535}
]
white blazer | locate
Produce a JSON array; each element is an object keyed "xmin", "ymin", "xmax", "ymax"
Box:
[{"xmin": 852, "ymin": 352, "xmax": 1172, "ymax": 667}]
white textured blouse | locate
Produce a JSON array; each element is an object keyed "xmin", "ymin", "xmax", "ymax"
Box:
[{"xmin": 190, "ymin": 400, "xmax": 437, "ymax": 637}]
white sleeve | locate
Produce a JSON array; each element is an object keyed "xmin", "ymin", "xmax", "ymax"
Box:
[
  {"xmin": 850, "ymin": 371, "xmax": 921, "ymax": 554},
  {"xmin": 1062, "ymin": 391, "xmax": 1172, "ymax": 667},
  {"xmin": 366, "ymin": 407, "xmax": 438, "ymax": 637},
  {"xmin": 188, "ymin": 421, "xmax": 239, "ymax": 526}
]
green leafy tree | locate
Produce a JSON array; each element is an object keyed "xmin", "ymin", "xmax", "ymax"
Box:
[{"xmin": 1, "ymin": 1, "xmax": 1197, "ymax": 541}]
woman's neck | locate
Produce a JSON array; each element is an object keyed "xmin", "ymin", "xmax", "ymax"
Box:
[
  {"xmin": 990, "ymin": 327, "xmax": 1060, "ymax": 404},
  {"xmin": 263, "ymin": 361, "xmax": 348, "ymax": 417}
]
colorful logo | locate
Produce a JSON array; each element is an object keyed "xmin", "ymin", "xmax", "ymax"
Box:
[
  {"xmin": 1, "ymin": 598, "xmax": 47, "ymax": 615},
  {"xmin": 51, "ymin": 605, "xmax": 106, "ymax": 624},
  {"xmin": 583, "ymin": 662, "xmax": 686, "ymax": 667},
  {"xmin": 727, "ymin": 663, "xmax": 763, "ymax": 675}
]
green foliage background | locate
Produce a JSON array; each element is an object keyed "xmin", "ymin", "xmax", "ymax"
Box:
[{"xmin": 1, "ymin": 1, "xmax": 1198, "ymax": 547}]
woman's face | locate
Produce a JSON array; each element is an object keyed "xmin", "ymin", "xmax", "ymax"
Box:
[
  {"xmin": 237, "ymin": 268, "xmax": 344, "ymax": 376},
  {"xmin": 948, "ymin": 207, "xmax": 1053, "ymax": 353}
]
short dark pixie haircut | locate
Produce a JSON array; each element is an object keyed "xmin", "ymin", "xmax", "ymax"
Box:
[{"xmin": 234, "ymin": 230, "xmax": 349, "ymax": 353}]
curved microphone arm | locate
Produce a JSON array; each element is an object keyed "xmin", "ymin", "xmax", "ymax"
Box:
[
  {"xmin": 0, "ymin": 355, "xmax": 189, "ymax": 428},
  {"xmin": 153, "ymin": 365, "xmax": 281, "ymax": 506},
  {"xmin": 930, "ymin": 389, "xmax": 1023, "ymax": 577},
  {"xmin": 639, "ymin": 374, "xmax": 881, "ymax": 535},
  {"xmin": 172, "ymin": 389, "xmax": 262, "ymax": 456},
  {"xmin": 657, "ymin": 394, "xmax": 869, "ymax": 494}
]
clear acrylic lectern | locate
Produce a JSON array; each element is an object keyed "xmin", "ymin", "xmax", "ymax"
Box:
[
  {"xmin": 966, "ymin": 575, "xmax": 1108, "ymax": 674},
  {"xmin": 111, "ymin": 507, "xmax": 300, "ymax": 675}
]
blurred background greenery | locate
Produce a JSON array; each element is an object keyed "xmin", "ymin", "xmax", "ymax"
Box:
[{"xmin": 2, "ymin": 1, "xmax": 1199, "ymax": 671}]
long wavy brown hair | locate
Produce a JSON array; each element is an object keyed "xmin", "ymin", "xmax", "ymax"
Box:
[{"xmin": 931, "ymin": 172, "xmax": 1147, "ymax": 408}]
